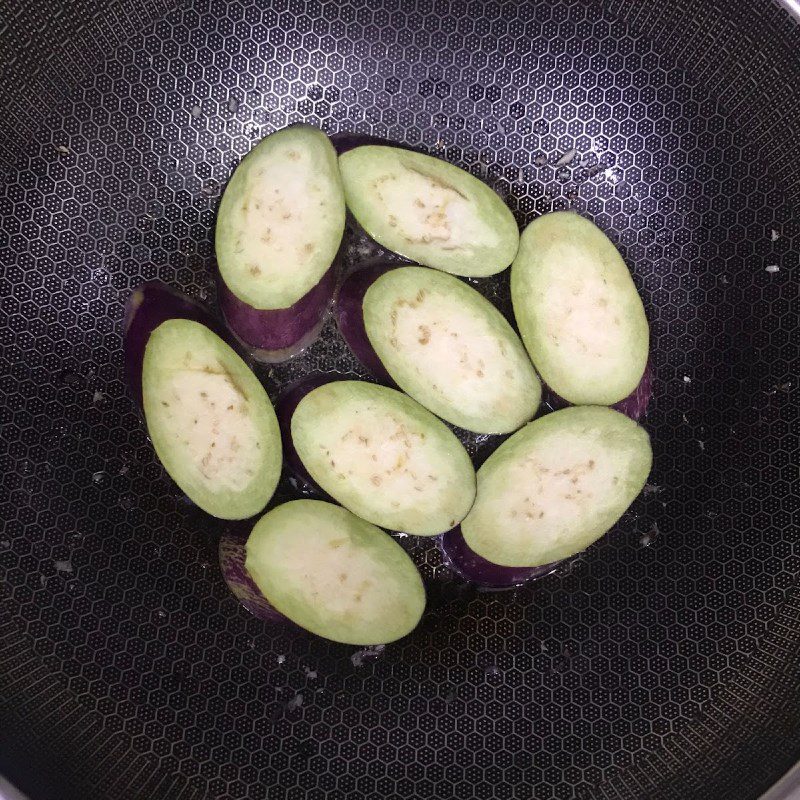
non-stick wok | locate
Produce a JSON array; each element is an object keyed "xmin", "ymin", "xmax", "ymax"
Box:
[{"xmin": 1, "ymin": 1, "xmax": 798, "ymax": 798}]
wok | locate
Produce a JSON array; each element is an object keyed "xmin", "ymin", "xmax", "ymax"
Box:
[{"xmin": 1, "ymin": 1, "xmax": 798, "ymax": 798}]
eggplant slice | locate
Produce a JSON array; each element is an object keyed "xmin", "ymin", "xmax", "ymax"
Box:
[
  {"xmin": 339, "ymin": 144, "xmax": 519, "ymax": 277},
  {"xmin": 215, "ymin": 124, "xmax": 345, "ymax": 358},
  {"xmin": 511, "ymin": 211, "xmax": 649, "ymax": 405},
  {"xmin": 461, "ymin": 406, "xmax": 652, "ymax": 567},
  {"xmin": 245, "ymin": 500, "xmax": 426, "ymax": 645}
]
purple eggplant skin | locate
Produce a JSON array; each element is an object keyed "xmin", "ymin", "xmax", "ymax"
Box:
[
  {"xmin": 440, "ymin": 526, "xmax": 561, "ymax": 589},
  {"xmin": 219, "ymin": 521, "xmax": 288, "ymax": 623},
  {"xmin": 217, "ymin": 265, "xmax": 336, "ymax": 363},
  {"xmin": 124, "ymin": 280, "xmax": 230, "ymax": 409},
  {"xmin": 543, "ymin": 359, "xmax": 653, "ymax": 422},
  {"xmin": 276, "ymin": 373, "xmax": 343, "ymax": 496},
  {"xmin": 335, "ymin": 262, "xmax": 401, "ymax": 384},
  {"xmin": 330, "ymin": 132, "xmax": 407, "ymax": 156},
  {"xmin": 614, "ymin": 358, "xmax": 653, "ymax": 421}
]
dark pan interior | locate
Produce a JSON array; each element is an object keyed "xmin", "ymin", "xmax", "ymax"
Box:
[{"xmin": 1, "ymin": 1, "xmax": 799, "ymax": 799}]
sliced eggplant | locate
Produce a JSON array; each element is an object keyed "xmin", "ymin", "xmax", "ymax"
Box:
[
  {"xmin": 440, "ymin": 526, "xmax": 560, "ymax": 589},
  {"xmin": 291, "ymin": 381, "xmax": 475, "ymax": 536},
  {"xmin": 275, "ymin": 373, "xmax": 341, "ymax": 496},
  {"xmin": 335, "ymin": 262, "xmax": 399, "ymax": 383},
  {"xmin": 215, "ymin": 125, "xmax": 345, "ymax": 358},
  {"xmin": 543, "ymin": 359, "xmax": 653, "ymax": 421},
  {"xmin": 511, "ymin": 212, "xmax": 649, "ymax": 405},
  {"xmin": 339, "ymin": 145, "xmax": 519, "ymax": 277},
  {"xmin": 219, "ymin": 522, "xmax": 287, "ymax": 623},
  {"xmin": 138, "ymin": 316, "xmax": 282, "ymax": 519},
  {"xmin": 124, "ymin": 280, "xmax": 229, "ymax": 408},
  {"xmin": 217, "ymin": 263, "xmax": 336, "ymax": 362},
  {"xmin": 245, "ymin": 499, "xmax": 426, "ymax": 645},
  {"xmin": 461, "ymin": 406, "xmax": 652, "ymax": 567},
  {"xmin": 363, "ymin": 266, "xmax": 541, "ymax": 434}
]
